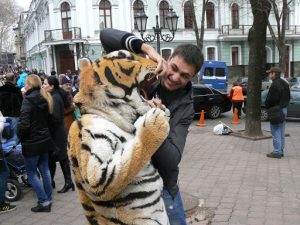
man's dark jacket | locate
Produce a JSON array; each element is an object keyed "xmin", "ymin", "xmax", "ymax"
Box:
[
  {"xmin": 265, "ymin": 77, "xmax": 290, "ymax": 109},
  {"xmin": 0, "ymin": 82, "xmax": 23, "ymax": 117},
  {"xmin": 17, "ymin": 88, "xmax": 53, "ymax": 157},
  {"xmin": 100, "ymin": 28, "xmax": 194, "ymax": 197}
]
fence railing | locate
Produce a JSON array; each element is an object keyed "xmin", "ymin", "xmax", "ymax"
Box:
[
  {"xmin": 221, "ymin": 25, "xmax": 300, "ymax": 36},
  {"xmin": 44, "ymin": 27, "xmax": 82, "ymax": 42}
]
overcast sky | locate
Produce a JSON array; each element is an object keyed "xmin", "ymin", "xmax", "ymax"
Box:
[{"xmin": 16, "ymin": 0, "xmax": 31, "ymax": 11}]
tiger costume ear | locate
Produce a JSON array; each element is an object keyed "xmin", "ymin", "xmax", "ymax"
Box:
[
  {"xmin": 78, "ymin": 58, "xmax": 92, "ymax": 71},
  {"xmin": 78, "ymin": 57, "xmax": 98, "ymax": 95}
]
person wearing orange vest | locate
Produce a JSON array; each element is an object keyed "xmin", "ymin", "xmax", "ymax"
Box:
[{"xmin": 230, "ymin": 82, "xmax": 245, "ymax": 118}]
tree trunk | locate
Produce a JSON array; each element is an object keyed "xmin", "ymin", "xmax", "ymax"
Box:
[
  {"xmin": 199, "ymin": 0, "xmax": 207, "ymax": 51},
  {"xmin": 191, "ymin": 0, "xmax": 201, "ymax": 49},
  {"xmin": 245, "ymin": 0, "xmax": 271, "ymax": 137}
]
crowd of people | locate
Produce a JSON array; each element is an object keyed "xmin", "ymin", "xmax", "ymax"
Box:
[{"xmin": 0, "ymin": 68, "xmax": 79, "ymax": 213}]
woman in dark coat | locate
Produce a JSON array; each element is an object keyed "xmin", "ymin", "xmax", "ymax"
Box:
[
  {"xmin": 42, "ymin": 76, "xmax": 74, "ymax": 193},
  {"xmin": 17, "ymin": 74, "xmax": 54, "ymax": 212}
]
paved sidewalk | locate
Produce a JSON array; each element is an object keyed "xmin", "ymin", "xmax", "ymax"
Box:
[
  {"xmin": 180, "ymin": 116, "xmax": 300, "ymax": 225},
  {"xmin": 1, "ymin": 115, "xmax": 300, "ymax": 225}
]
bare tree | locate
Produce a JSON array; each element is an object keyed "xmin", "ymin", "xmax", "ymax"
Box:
[
  {"xmin": 187, "ymin": 0, "xmax": 209, "ymax": 52},
  {"xmin": 245, "ymin": 0, "xmax": 271, "ymax": 137},
  {"xmin": 267, "ymin": 0, "xmax": 294, "ymax": 75},
  {"xmin": 0, "ymin": 0, "xmax": 21, "ymax": 54}
]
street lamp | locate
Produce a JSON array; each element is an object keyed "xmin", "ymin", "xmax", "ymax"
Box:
[
  {"xmin": 84, "ymin": 41, "xmax": 90, "ymax": 57},
  {"xmin": 134, "ymin": 8, "xmax": 179, "ymax": 53},
  {"xmin": 68, "ymin": 41, "xmax": 76, "ymax": 55}
]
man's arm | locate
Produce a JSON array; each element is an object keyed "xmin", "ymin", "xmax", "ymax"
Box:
[
  {"xmin": 265, "ymin": 84, "xmax": 280, "ymax": 109},
  {"xmin": 152, "ymin": 104, "xmax": 194, "ymax": 171},
  {"xmin": 100, "ymin": 28, "xmax": 143, "ymax": 54},
  {"xmin": 100, "ymin": 28, "xmax": 167, "ymax": 76}
]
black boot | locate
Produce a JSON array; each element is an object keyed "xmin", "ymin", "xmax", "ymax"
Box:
[{"xmin": 57, "ymin": 160, "xmax": 75, "ymax": 193}]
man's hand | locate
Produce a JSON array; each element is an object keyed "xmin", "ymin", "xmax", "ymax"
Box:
[
  {"xmin": 141, "ymin": 43, "xmax": 167, "ymax": 77},
  {"xmin": 147, "ymin": 98, "xmax": 166, "ymax": 111}
]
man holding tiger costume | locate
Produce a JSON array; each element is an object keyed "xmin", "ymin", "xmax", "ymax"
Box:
[{"xmin": 100, "ymin": 28, "xmax": 203, "ymax": 225}]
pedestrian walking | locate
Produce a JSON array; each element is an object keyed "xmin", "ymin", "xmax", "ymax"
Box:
[
  {"xmin": 0, "ymin": 73, "xmax": 23, "ymax": 142},
  {"xmin": 42, "ymin": 76, "xmax": 75, "ymax": 193},
  {"xmin": 0, "ymin": 111, "xmax": 17, "ymax": 214},
  {"xmin": 265, "ymin": 67, "xmax": 290, "ymax": 159},
  {"xmin": 17, "ymin": 74, "xmax": 54, "ymax": 212},
  {"xmin": 230, "ymin": 82, "xmax": 244, "ymax": 118},
  {"xmin": 100, "ymin": 28, "xmax": 203, "ymax": 225}
]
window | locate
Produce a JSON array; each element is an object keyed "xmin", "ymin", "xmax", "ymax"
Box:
[
  {"xmin": 162, "ymin": 49, "xmax": 172, "ymax": 60},
  {"xmin": 207, "ymin": 47, "xmax": 215, "ymax": 60},
  {"xmin": 159, "ymin": 1, "xmax": 169, "ymax": 29},
  {"xmin": 231, "ymin": 3, "xmax": 239, "ymax": 29},
  {"xmin": 206, "ymin": 2, "xmax": 215, "ymax": 29},
  {"xmin": 99, "ymin": 0, "xmax": 112, "ymax": 29},
  {"xmin": 133, "ymin": 0, "xmax": 144, "ymax": 29},
  {"xmin": 193, "ymin": 87, "xmax": 211, "ymax": 95},
  {"xmin": 291, "ymin": 91, "xmax": 300, "ymax": 99},
  {"xmin": 215, "ymin": 68, "xmax": 225, "ymax": 77},
  {"xmin": 61, "ymin": 2, "xmax": 72, "ymax": 39},
  {"xmin": 231, "ymin": 47, "xmax": 239, "ymax": 66},
  {"xmin": 204, "ymin": 67, "xmax": 214, "ymax": 77},
  {"xmin": 184, "ymin": 1, "xmax": 193, "ymax": 29}
]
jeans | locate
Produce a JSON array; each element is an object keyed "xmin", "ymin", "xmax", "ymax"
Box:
[
  {"xmin": 270, "ymin": 108, "xmax": 287, "ymax": 155},
  {"xmin": 24, "ymin": 153, "xmax": 52, "ymax": 205},
  {"xmin": 163, "ymin": 189, "xmax": 187, "ymax": 225},
  {"xmin": 0, "ymin": 159, "xmax": 9, "ymax": 204},
  {"xmin": 232, "ymin": 101, "xmax": 243, "ymax": 117}
]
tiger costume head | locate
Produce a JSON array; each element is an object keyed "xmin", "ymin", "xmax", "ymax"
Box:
[{"xmin": 74, "ymin": 50, "xmax": 158, "ymax": 132}]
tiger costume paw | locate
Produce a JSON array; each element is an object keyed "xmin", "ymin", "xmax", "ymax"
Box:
[{"xmin": 134, "ymin": 108, "xmax": 170, "ymax": 150}]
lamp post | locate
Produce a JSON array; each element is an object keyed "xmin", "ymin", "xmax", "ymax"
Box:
[
  {"xmin": 134, "ymin": 9, "xmax": 179, "ymax": 53},
  {"xmin": 68, "ymin": 41, "xmax": 78, "ymax": 70}
]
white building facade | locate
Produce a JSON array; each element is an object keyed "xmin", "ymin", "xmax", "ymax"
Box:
[{"xmin": 15, "ymin": 0, "xmax": 300, "ymax": 77}]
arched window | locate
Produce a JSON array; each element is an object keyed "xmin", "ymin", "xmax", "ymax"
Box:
[
  {"xmin": 184, "ymin": 0, "xmax": 193, "ymax": 29},
  {"xmin": 162, "ymin": 49, "xmax": 172, "ymax": 60},
  {"xmin": 133, "ymin": 0, "xmax": 145, "ymax": 29},
  {"xmin": 207, "ymin": 47, "xmax": 216, "ymax": 60},
  {"xmin": 231, "ymin": 3, "xmax": 239, "ymax": 29},
  {"xmin": 99, "ymin": 0, "xmax": 112, "ymax": 29},
  {"xmin": 61, "ymin": 2, "xmax": 72, "ymax": 39},
  {"xmin": 206, "ymin": 2, "xmax": 215, "ymax": 29},
  {"xmin": 159, "ymin": 1, "xmax": 169, "ymax": 29},
  {"xmin": 231, "ymin": 46, "xmax": 239, "ymax": 66}
]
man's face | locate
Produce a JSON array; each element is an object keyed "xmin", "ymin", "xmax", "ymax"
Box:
[
  {"xmin": 160, "ymin": 56, "xmax": 195, "ymax": 91},
  {"xmin": 63, "ymin": 83, "xmax": 71, "ymax": 92},
  {"xmin": 269, "ymin": 72, "xmax": 276, "ymax": 81}
]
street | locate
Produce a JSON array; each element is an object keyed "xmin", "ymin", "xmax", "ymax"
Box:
[{"xmin": 1, "ymin": 112, "xmax": 300, "ymax": 225}]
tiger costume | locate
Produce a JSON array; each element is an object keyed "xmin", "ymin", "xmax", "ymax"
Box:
[{"xmin": 68, "ymin": 50, "xmax": 170, "ymax": 225}]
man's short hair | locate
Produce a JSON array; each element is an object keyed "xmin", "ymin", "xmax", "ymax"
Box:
[
  {"xmin": 171, "ymin": 44, "xmax": 204, "ymax": 76},
  {"xmin": 5, "ymin": 73, "xmax": 15, "ymax": 82}
]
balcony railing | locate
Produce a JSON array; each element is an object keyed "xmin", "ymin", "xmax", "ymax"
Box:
[
  {"xmin": 221, "ymin": 25, "xmax": 300, "ymax": 36},
  {"xmin": 44, "ymin": 27, "xmax": 82, "ymax": 42}
]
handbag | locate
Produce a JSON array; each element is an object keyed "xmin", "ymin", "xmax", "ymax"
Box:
[{"xmin": 267, "ymin": 105, "xmax": 285, "ymax": 124}]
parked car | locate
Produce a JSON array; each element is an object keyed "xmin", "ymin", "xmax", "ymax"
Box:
[
  {"xmin": 237, "ymin": 77, "xmax": 271, "ymax": 95},
  {"xmin": 261, "ymin": 76, "xmax": 272, "ymax": 90},
  {"xmin": 288, "ymin": 77, "xmax": 300, "ymax": 87},
  {"xmin": 243, "ymin": 87, "xmax": 300, "ymax": 120},
  {"xmin": 193, "ymin": 84, "xmax": 232, "ymax": 119}
]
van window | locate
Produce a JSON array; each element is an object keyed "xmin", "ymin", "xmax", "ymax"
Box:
[
  {"xmin": 215, "ymin": 68, "xmax": 225, "ymax": 77},
  {"xmin": 204, "ymin": 67, "xmax": 214, "ymax": 76}
]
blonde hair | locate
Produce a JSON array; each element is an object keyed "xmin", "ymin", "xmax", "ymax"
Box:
[{"xmin": 26, "ymin": 74, "xmax": 54, "ymax": 114}]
